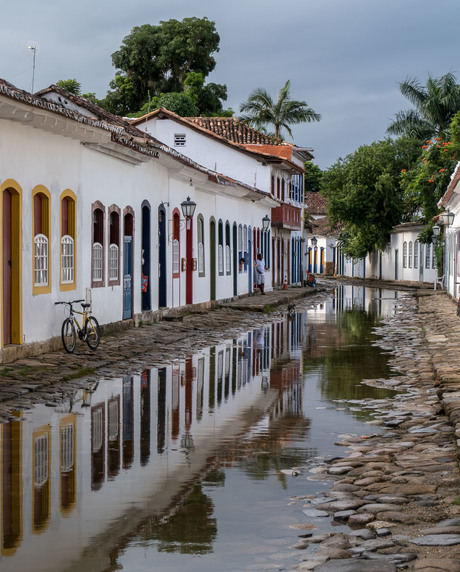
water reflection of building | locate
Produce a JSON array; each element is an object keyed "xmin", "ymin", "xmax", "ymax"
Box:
[{"xmin": 0, "ymin": 314, "xmax": 306, "ymax": 571}]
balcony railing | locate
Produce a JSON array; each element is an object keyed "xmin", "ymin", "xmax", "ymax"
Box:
[{"xmin": 271, "ymin": 204, "xmax": 302, "ymax": 230}]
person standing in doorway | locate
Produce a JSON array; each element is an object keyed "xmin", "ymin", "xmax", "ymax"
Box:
[{"xmin": 255, "ymin": 253, "xmax": 267, "ymax": 295}]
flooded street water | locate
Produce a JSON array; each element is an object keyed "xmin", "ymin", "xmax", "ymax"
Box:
[{"xmin": 0, "ymin": 286, "xmax": 406, "ymax": 572}]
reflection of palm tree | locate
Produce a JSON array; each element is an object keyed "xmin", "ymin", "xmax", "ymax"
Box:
[
  {"xmin": 239, "ymin": 80, "xmax": 321, "ymax": 139},
  {"xmin": 387, "ymin": 73, "xmax": 460, "ymax": 140}
]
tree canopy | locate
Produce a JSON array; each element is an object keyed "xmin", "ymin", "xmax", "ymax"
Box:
[
  {"xmin": 239, "ymin": 80, "xmax": 321, "ymax": 140},
  {"xmin": 387, "ymin": 73, "xmax": 460, "ymax": 140},
  {"xmin": 103, "ymin": 17, "xmax": 227, "ymax": 116},
  {"xmin": 320, "ymin": 137, "xmax": 421, "ymax": 258}
]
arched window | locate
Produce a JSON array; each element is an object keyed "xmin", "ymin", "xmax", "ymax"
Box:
[
  {"xmin": 197, "ymin": 214, "xmax": 205, "ymax": 276},
  {"xmin": 32, "ymin": 186, "xmax": 51, "ymax": 293},
  {"xmin": 225, "ymin": 222, "xmax": 231, "ymax": 275},
  {"xmin": 108, "ymin": 206, "xmax": 120, "ymax": 284},
  {"xmin": 218, "ymin": 220, "xmax": 224, "ymax": 275},
  {"xmin": 60, "ymin": 191, "xmax": 77, "ymax": 290},
  {"xmin": 92, "ymin": 203, "xmax": 105, "ymax": 285},
  {"xmin": 403, "ymin": 241, "xmax": 407, "ymax": 268},
  {"xmin": 408, "ymin": 241, "xmax": 413, "ymax": 268}
]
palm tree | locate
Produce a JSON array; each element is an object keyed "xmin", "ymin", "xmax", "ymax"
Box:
[
  {"xmin": 387, "ymin": 72, "xmax": 460, "ymax": 140},
  {"xmin": 239, "ymin": 80, "xmax": 321, "ymax": 140}
]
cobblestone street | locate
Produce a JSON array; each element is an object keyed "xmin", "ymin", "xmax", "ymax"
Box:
[{"xmin": 2, "ymin": 279, "xmax": 460, "ymax": 571}]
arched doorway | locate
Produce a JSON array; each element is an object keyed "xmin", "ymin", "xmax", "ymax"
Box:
[
  {"xmin": 141, "ymin": 202, "xmax": 151, "ymax": 311},
  {"xmin": 123, "ymin": 210, "xmax": 134, "ymax": 320},
  {"xmin": 210, "ymin": 219, "xmax": 216, "ymax": 300},
  {"xmin": 158, "ymin": 205, "xmax": 167, "ymax": 308},
  {"xmin": 2, "ymin": 182, "xmax": 22, "ymax": 345}
]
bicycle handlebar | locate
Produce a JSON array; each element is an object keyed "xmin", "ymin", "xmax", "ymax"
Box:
[{"xmin": 55, "ymin": 299, "xmax": 85, "ymax": 306}]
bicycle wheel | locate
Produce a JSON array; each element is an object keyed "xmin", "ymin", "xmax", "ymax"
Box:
[
  {"xmin": 61, "ymin": 318, "xmax": 77, "ymax": 353},
  {"xmin": 84, "ymin": 316, "xmax": 100, "ymax": 349}
]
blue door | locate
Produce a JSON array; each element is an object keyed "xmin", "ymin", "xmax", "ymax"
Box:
[
  {"xmin": 123, "ymin": 236, "xmax": 133, "ymax": 319},
  {"xmin": 248, "ymin": 228, "xmax": 252, "ymax": 292}
]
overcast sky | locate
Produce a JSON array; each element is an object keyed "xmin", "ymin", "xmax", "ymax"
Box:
[{"xmin": 2, "ymin": 0, "xmax": 459, "ymax": 168}]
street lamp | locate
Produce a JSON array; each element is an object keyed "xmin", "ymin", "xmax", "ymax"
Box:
[
  {"xmin": 262, "ymin": 214, "xmax": 270, "ymax": 231},
  {"xmin": 180, "ymin": 196, "xmax": 197, "ymax": 219},
  {"xmin": 441, "ymin": 211, "xmax": 455, "ymax": 227},
  {"xmin": 432, "ymin": 225, "xmax": 440, "ymax": 237},
  {"xmin": 311, "ymin": 236, "xmax": 318, "ymax": 247}
]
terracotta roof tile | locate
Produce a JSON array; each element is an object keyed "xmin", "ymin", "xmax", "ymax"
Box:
[
  {"xmin": 186, "ymin": 116, "xmax": 289, "ymax": 146},
  {"xmin": 305, "ymin": 192, "xmax": 328, "ymax": 215}
]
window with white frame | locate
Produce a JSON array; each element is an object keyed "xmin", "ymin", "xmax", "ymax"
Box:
[
  {"xmin": 109, "ymin": 244, "xmax": 119, "ymax": 281},
  {"xmin": 34, "ymin": 234, "xmax": 49, "ymax": 286},
  {"xmin": 408, "ymin": 241, "xmax": 413, "ymax": 268},
  {"xmin": 92, "ymin": 243, "xmax": 103, "ymax": 281},
  {"xmin": 432, "ymin": 242, "xmax": 436, "ymax": 269},
  {"xmin": 403, "ymin": 242, "xmax": 407, "ymax": 268},
  {"xmin": 60, "ymin": 424, "xmax": 74, "ymax": 472},
  {"xmin": 414, "ymin": 241, "xmax": 419, "ymax": 269},
  {"xmin": 34, "ymin": 434, "xmax": 49, "ymax": 487},
  {"xmin": 225, "ymin": 223, "xmax": 231, "ymax": 275},
  {"xmin": 61, "ymin": 235, "xmax": 74, "ymax": 283},
  {"xmin": 173, "ymin": 239, "xmax": 180, "ymax": 274},
  {"xmin": 60, "ymin": 193, "xmax": 76, "ymax": 289},
  {"xmin": 425, "ymin": 243, "xmax": 431, "ymax": 269},
  {"xmin": 197, "ymin": 215, "xmax": 205, "ymax": 275}
]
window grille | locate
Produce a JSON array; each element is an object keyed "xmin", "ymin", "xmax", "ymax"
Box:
[
  {"xmin": 61, "ymin": 235, "xmax": 74, "ymax": 283},
  {"xmin": 198, "ymin": 242, "xmax": 204, "ymax": 273},
  {"xmin": 92, "ymin": 242, "xmax": 103, "ymax": 281},
  {"xmin": 225, "ymin": 245, "xmax": 231, "ymax": 274},
  {"xmin": 109, "ymin": 244, "xmax": 119, "ymax": 281},
  {"xmin": 425, "ymin": 243, "xmax": 431, "ymax": 269},
  {"xmin": 61, "ymin": 424, "xmax": 74, "ymax": 473},
  {"xmin": 403, "ymin": 242, "xmax": 407, "ymax": 268},
  {"xmin": 414, "ymin": 241, "xmax": 419, "ymax": 269},
  {"xmin": 34, "ymin": 434, "xmax": 49, "ymax": 487},
  {"xmin": 218, "ymin": 244, "xmax": 224, "ymax": 274},
  {"xmin": 34, "ymin": 234, "xmax": 49, "ymax": 286},
  {"xmin": 172, "ymin": 239, "xmax": 180, "ymax": 274}
]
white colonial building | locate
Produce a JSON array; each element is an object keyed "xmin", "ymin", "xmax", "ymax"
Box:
[{"xmin": 1, "ymin": 81, "xmax": 299, "ymax": 362}]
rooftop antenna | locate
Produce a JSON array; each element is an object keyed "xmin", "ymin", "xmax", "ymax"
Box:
[{"xmin": 22, "ymin": 41, "xmax": 39, "ymax": 93}]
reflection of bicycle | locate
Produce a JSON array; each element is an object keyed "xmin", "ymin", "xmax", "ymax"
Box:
[
  {"xmin": 55, "ymin": 299, "xmax": 100, "ymax": 353},
  {"xmin": 457, "ymin": 296, "xmax": 460, "ymax": 317}
]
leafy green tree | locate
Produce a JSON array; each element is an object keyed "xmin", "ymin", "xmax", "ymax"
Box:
[
  {"xmin": 128, "ymin": 92, "xmax": 199, "ymax": 118},
  {"xmin": 399, "ymin": 135, "xmax": 456, "ymax": 224},
  {"xmin": 387, "ymin": 73, "xmax": 460, "ymax": 140},
  {"xmin": 239, "ymin": 80, "xmax": 321, "ymax": 140},
  {"xmin": 56, "ymin": 79, "xmax": 81, "ymax": 95},
  {"xmin": 304, "ymin": 162, "xmax": 322, "ymax": 192},
  {"xmin": 104, "ymin": 17, "xmax": 223, "ymax": 115},
  {"xmin": 321, "ymin": 138, "xmax": 421, "ymax": 258}
]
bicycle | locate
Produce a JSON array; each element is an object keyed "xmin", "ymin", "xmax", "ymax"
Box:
[{"xmin": 55, "ymin": 299, "xmax": 101, "ymax": 353}]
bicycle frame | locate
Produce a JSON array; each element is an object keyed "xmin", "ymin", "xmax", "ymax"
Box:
[{"xmin": 56, "ymin": 299, "xmax": 100, "ymax": 352}]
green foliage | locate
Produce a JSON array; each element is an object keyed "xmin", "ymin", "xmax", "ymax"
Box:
[
  {"xmin": 104, "ymin": 17, "xmax": 222, "ymax": 115},
  {"xmin": 56, "ymin": 79, "xmax": 81, "ymax": 95},
  {"xmin": 387, "ymin": 73, "xmax": 460, "ymax": 140},
  {"xmin": 128, "ymin": 92, "xmax": 199, "ymax": 118},
  {"xmin": 399, "ymin": 135, "xmax": 456, "ymax": 223},
  {"xmin": 321, "ymin": 138, "xmax": 421, "ymax": 258},
  {"xmin": 449, "ymin": 111, "xmax": 460, "ymax": 159},
  {"xmin": 239, "ymin": 80, "xmax": 321, "ymax": 140},
  {"xmin": 304, "ymin": 162, "xmax": 322, "ymax": 192}
]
